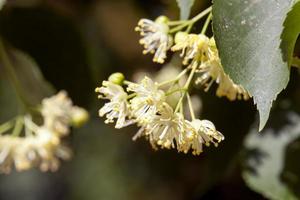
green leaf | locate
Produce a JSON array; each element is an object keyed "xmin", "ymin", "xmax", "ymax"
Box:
[
  {"xmin": 212, "ymin": 0, "xmax": 298, "ymax": 131},
  {"xmin": 281, "ymin": 1, "xmax": 300, "ymax": 67},
  {"xmin": 7, "ymin": 47, "xmax": 55, "ymax": 105},
  {"xmin": 0, "ymin": 72, "xmax": 19, "ymax": 121},
  {"xmin": 242, "ymin": 111, "xmax": 300, "ymax": 200},
  {"xmin": 0, "ymin": 42, "xmax": 54, "ymax": 120},
  {"xmin": 176, "ymin": 0, "xmax": 195, "ymax": 20}
]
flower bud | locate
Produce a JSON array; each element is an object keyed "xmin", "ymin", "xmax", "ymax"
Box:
[
  {"xmin": 71, "ymin": 107, "xmax": 89, "ymax": 127},
  {"xmin": 155, "ymin": 16, "xmax": 169, "ymax": 24},
  {"xmin": 174, "ymin": 31, "xmax": 188, "ymax": 44},
  {"xmin": 108, "ymin": 72, "xmax": 125, "ymax": 85}
]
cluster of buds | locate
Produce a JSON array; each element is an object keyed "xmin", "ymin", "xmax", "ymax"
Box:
[
  {"xmin": 96, "ymin": 73, "xmax": 224, "ymax": 155},
  {"xmin": 0, "ymin": 91, "xmax": 88, "ymax": 173}
]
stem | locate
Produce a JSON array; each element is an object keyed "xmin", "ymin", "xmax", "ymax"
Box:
[
  {"xmin": 191, "ymin": 7, "xmax": 212, "ymax": 23},
  {"xmin": 25, "ymin": 124, "xmax": 33, "ymax": 137},
  {"xmin": 158, "ymin": 68, "xmax": 188, "ymax": 87},
  {"xmin": 186, "ymin": 93, "xmax": 195, "ymax": 120},
  {"xmin": 0, "ymin": 38, "xmax": 30, "ymax": 111},
  {"xmin": 0, "ymin": 120, "xmax": 14, "ymax": 135},
  {"xmin": 166, "ymin": 81, "xmax": 177, "ymax": 93},
  {"xmin": 165, "ymin": 88, "xmax": 186, "ymax": 96},
  {"xmin": 201, "ymin": 13, "xmax": 212, "ymax": 35},
  {"xmin": 24, "ymin": 115, "xmax": 39, "ymax": 133},
  {"xmin": 186, "ymin": 23, "xmax": 194, "ymax": 33},
  {"xmin": 169, "ymin": 6, "xmax": 212, "ymax": 33},
  {"xmin": 170, "ymin": 22, "xmax": 190, "ymax": 33},
  {"xmin": 183, "ymin": 63, "xmax": 197, "ymax": 90},
  {"xmin": 174, "ymin": 62, "xmax": 198, "ymax": 112},
  {"xmin": 123, "ymin": 80, "xmax": 134, "ymax": 85},
  {"xmin": 180, "ymin": 102, "xmax": 183, "ymax": 114},
  {"xmin": 127, "ymin": 93, "xmax": 137, "ymax": 99},
  {"xmin": 168, "ymin": 20, "xmax": 188, "ymax": 26},
  {"xmin": 12, "ymin": 116, "xmax": 24, "ymax": 136},
  {"xmin": 175, "ymin": 93, "xmax": 185, "ymax": 113}
]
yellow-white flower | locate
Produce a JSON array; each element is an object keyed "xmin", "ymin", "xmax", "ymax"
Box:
[
  {"xmin": 128, "ymin": 77, "xmax": 165, "ymax": 125},
  {"xmin": 216, "ymin": 74, "xmax": 249, "ymax": 101},
  {"xmin": 133, "ymin": 103, "xmax": 188, "ymax": 149},
  {"xmin": 172, "ymin": 32, "xmax": 209, "ymax": 65},
  {"xmin": 187, "ymin": 119, "xmax": 224, "ymax": 155},
  {"xmin": 32, "ymin": 127, "xmax": 71, "ymax": 172},
  {"xmin": 0, "ymin": 127, "xmax": 71, "ymax": 173},
  {"xmin": 96, "ymin": 81, "xmax": 133, "ymax": 129},
  {"xmin": 135, "ymin": 16, "xmax": 173, "ymax": 64},
  {"xmin": 0, "ymin": 91, "xmax": 87, "ymax": 174},
  {"xmin": 172, "ymin": 33, "xmax": 249, "ymax": 101},
  {"xmin": 0, "ymin": 136, "xmax": 20, "ymax": 173},
  {"xmin": 195, "ymin": 38, "xmax": 249, "ymax": 101},
  {"xmin": 42, "ymin": 91, "xmax": 88, "ymax": 135}
]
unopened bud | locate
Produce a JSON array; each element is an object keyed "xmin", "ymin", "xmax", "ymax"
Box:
[
  {"xmin": 174, "ymin": 31, "xmax": 188, "ymax": 44},
  {"xmin": 155, "ymin": 16, "xmax": 169, "ymax": 24},
  {"xmin": 108, "ymin": 72, "xmax": 125, "ymax": 85},
  {"xmin": 71, "ymin": 107, "xmax": 89, "ymax": 127}
]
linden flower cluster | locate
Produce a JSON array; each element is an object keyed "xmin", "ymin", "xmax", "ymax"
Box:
[
  {"xmin": 172, "ymin": 32, "xmax": 249, "ymax": 101},
  {"xmin": 96, "ymin": 73, "xmax": 224, "ymax": 155},
  {"xmin": 96, "ymin": 8, "xmax": 250, "ymax": 155},
  {"xmin": 135, "ymin": 15, "xmax": 249, "ymax": 101},
  {"xmin": 0, "ymin": 91, "xmax": 88, "ymax": 174}
]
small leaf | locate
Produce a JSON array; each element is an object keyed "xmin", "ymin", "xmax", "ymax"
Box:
[
  {"xmin": 176, "ymin": 0, "xmax": 195, "ymax": 20},
  {"xmin": 7, "ymin": 47, "xmax": 55, "ymax": 105},
  {"xmin": 212, "ymin": 0, "xmax": 298, "ymax": 130},
  {"xmin": 0, "ymin": 42, "xmax": 54, "ymax": 120},
  {"xmin": 242, "ymin": 111, "xmax": 300, "ymax": 200}
]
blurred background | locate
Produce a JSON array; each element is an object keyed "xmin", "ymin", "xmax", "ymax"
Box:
[{"xmin": 0, "ymin": 0, "xmax": 299, "ymax": 200}]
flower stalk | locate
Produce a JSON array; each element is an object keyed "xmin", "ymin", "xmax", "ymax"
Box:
[{"xmin": 169, "ymin": 6, "xmax": 212, "ymax": 33}]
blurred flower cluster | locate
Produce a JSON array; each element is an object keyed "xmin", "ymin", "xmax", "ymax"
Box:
[{"xmin": 0, "ymin": 91, "xmax": 88, "ymax": 173}]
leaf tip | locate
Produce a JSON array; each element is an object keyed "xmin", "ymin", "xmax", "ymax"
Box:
[{"xmin": 257, "ymin": 102, "xmax": 272, "ymax": 132}]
